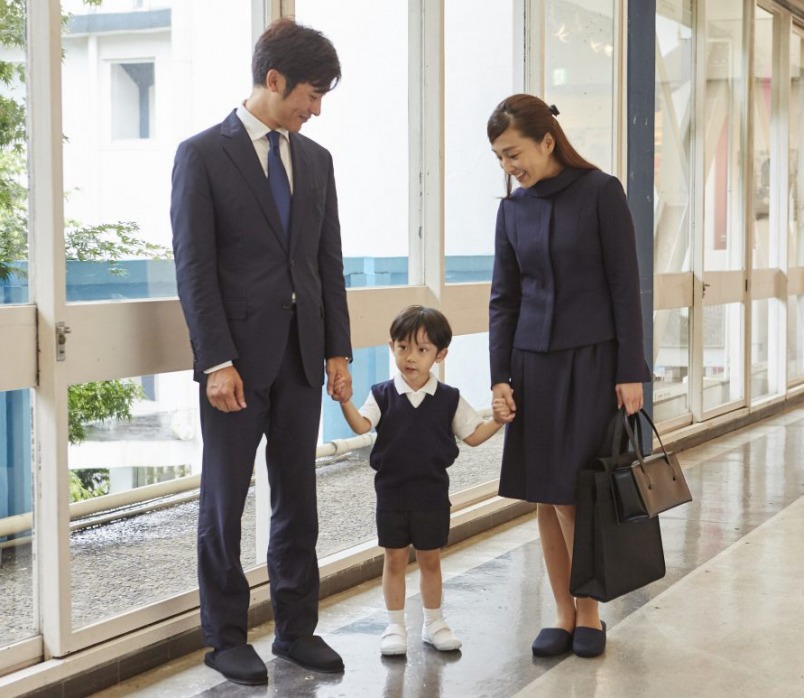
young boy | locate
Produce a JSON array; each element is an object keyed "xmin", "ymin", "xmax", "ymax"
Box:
[{"xmin": 339, "ymin": 305, "xmax": 505, "ymax": 656}]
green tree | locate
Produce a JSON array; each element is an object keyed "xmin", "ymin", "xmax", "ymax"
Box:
[{"xmin": 1, "ymin": 0, "xmax": 170, "ymax": 500}]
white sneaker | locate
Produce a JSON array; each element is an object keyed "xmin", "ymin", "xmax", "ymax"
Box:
[
  {"xmin": 380, "ymin": 623, "xmax": 407, "ymax": 656},
  {"xmin": 422, "ymin": 618, "xmax": 462, "ymax": 651}
]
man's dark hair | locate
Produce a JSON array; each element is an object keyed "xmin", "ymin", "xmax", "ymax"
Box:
[
  {"xmin": 389, "ymin": 306, "xmax": 453, "ymax": 352},
  {"xmin": 252, "ymin": 18, "xmax": 341, "ymax": 95}
]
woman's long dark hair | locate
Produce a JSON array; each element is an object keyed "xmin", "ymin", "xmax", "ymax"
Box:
[{"xmin": 487, "ymin": 94, "xmax": 596, "ymax": 196}]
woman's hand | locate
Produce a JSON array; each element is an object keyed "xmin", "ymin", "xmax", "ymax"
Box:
[
  {"xmin": 615, "ymin": 382, "xmax": 643, "ymax": 415},
  {"xmin": 492, "ymin": 382, "xmax": 516, "ymax": 423}
]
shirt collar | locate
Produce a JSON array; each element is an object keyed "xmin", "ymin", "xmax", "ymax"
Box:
[
  {"xmin": 236, "ymin": 103, "xmax": 290, "ymax": 144},
  {"xmin": 393, "ymin": 372, "xmax": 438, "ymax": 396}
]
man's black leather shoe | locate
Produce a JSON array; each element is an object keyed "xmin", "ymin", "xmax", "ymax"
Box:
[{"xmin": 204, "ymin": 644, "xmax": 268, "ymax": 685}]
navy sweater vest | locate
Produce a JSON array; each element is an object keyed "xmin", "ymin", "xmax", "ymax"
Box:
[{"xmin": 370, "ymin": 380, "xmax": 461, "ymax": 511}]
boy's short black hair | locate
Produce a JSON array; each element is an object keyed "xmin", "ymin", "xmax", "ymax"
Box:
[
  {"xmin": 389, "ymin": 306, "xmax": 452, "ymax": 352},
  {"xmin": 252, "ymin": 18, "xmax": 341, "ymax": 95}
]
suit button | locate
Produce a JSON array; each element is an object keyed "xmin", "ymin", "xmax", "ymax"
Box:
[{"xmin": 290, "ymin": 259, "xmax": 296, "ymax": 267}]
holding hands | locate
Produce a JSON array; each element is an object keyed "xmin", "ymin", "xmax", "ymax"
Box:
[
  {"xmin": 328, "ymin": 358, "xmax": 353, "ymax": 403},
  {"xmin": 492, "ymin": 382, "xmax": 516, "ymax": 424}
]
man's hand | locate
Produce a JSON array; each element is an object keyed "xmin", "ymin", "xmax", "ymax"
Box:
[
  {"xmin": 326, "ymin": 357, "xmax": 352, "ymax": 403},
  {"xmin": 206, "ymin": 365, "xmax": 247, "ymax": 412}
]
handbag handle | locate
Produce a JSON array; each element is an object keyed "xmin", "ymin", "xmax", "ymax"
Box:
[
  {"xmin": 610, "ymin": 407, "xmax": 644, "ymax": 458},
  {"xmin": 621, "ymin": 409, "xmax": 677, "ymax": 487}
]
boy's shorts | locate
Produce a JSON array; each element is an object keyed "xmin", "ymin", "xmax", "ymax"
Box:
[{"xmin": 376, "ymin": 508, "xmax": 450, "ymax": 550}]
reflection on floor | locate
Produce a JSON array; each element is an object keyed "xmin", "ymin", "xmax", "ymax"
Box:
[{"xmin": 88, "ymin": 405, "xmax": 804, "ymax": 697}]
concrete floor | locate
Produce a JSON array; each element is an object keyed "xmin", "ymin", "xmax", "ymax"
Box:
[{"xmin": 79, "ymin": 403, "xmax": 804, "ymax": 697}]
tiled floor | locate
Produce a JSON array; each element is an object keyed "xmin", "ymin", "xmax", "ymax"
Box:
[{"xmin": 88, "ymin": 405, "xmax": 804, "ymax": 697}]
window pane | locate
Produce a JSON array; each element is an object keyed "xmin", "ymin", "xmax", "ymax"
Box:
[
  {"xmin": 544, "ymin": 0, "xmax": 616, "ymax": 173},
  {"xmin": 61, "ymin": 1, "xmax": 254, "ymax": 301},
  {"xmin": 318, "ymin": 344, "xmax": 389, "ymax": 558},
  {"xmin": 752, "ymin": 7, "xmax": 775, "ymax": 271},
  {"xmin": 703, "ymin": 302, "xmax": 744, "ymax": 412},
  {"xmin": 790, "ymin": 32, "xmax": 804, "ymax": 267},
  {"xmin": 294, "ymin": 0, "xmax": 410, "ymax": 287},
  {"xmin": 703, "ymin": 0, "xmax": 746, "ymax": 273},
  {"xmin": 655, "ymin": 0, "xmax": 693, "ymax": 273},
  {"xmin": 444, "ymin": 332, "xmax": 503, "ymax": 491},
  {"xmin": 444, "ymin": 0, "xmax": 518, "ymax": 282},
  {"xmin": 68, "ymin": 371, "xmax": 203, "ymax": 628},
  {"xmin": 0, "ymin": 0, "xmax": 29, "ymax": 304},
  {"xmin": 789, "ymin": 294, "xmax": 804, "ymax": 384},
  {"xmin": 653, "ymin": 308, "xmax": 691, "ymax": 422},
  {"xmin": 0, "ymin": 389, "xmax": 34, "ymax": 647},
  {"xmin": 751, "ymin": 297, "xmax": 782, "ymax": 401}
]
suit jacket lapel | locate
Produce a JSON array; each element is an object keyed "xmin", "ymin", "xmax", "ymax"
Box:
[{"xmin": 219, "ymin": 110, "xmax": 288, "ymax": 252}]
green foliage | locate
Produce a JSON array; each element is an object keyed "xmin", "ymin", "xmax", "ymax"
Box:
[
  {"xmin": 66, "ymin": 221, "xmax": 172, "ymax": 273},
  {"xmin": 69, "ymin": 469, "xmax": 110, "ymax": 501},
  {"xmin": 68, "ymin": 380, "xmax": 144, "ymax": 445}
]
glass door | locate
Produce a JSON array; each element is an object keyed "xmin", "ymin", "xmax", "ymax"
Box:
[{"xmin": 697, "ymin": 0, "xmax": 749, "ymax": 417}]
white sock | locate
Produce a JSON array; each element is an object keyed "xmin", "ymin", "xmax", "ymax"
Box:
[
  {"xmin": 388, "ymin": 609, "xmax": 405, "ymax": 625},
  {"xmin": 423, "ymin": 606, "xmax": 443, "ymax": 625}
]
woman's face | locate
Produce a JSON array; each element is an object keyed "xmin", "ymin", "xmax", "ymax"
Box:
[{"xmin": 491, "ymin": 127, "xmax": 558, "ymax": 188}]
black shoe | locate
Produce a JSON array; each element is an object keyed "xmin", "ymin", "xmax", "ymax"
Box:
[
  {"xmin": 531, "ymin": 628, "xmax": 573, "ymax": 657},
  {"xmin": 572, "ymin": 621, "xmax": 607, "ymax": 658},
  {"xmin": 272, "ymin": 635, "xmax": 344, "ymax": 674},
  {"xmin": 204, "ymin": 644, "xmax": 268, "ymax": 685}
]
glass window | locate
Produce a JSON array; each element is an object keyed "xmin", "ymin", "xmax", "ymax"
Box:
[
  {"xmin": 703, "ymin": 0, "xmax": 746, "ymax": 273},
  {"xmin": 68, "ymin": 370, "xmax": 202, "ymax": 628},
  {"xmin": 0, "ymin": 0, "xmax": 29, "ymax": 304},
  {"xmin": 703, "ymin": 302, "xmax": 744, "ymax": 412},
  {"xmin": 60, "ymin": 1, "xmax": 254, "ymax": 302},
  {"xmin": 444, "ymin": 0, "xmax": 519, "ymax": 282},
  {"xmin": 752, "ymin": 7, "xmax": 775, "ymax": 271},
  {"xmin": 790, "ymin": 32, "xmax": 804, "ymax": 268},
  {"xmin": 318, "ymin": 343, "xmax": 390, "ymax": 558},
  {"xmin": 444, "ymin": 332, "xmax": 502, "ymax": 490},
  {"xmin": 751, "ymin": 297, "xmax": 782, "ymax": 401},
  {"xmin": 0, "ymin": 389, "xmax": 34, "ymax": 647},
  {"xmin": 789, "ymin": 294, "xmax": 804, "ymax": 384},
  {"xmin": 653, "ymin": 308, "xmax": 691, "ymax": 422},
  {"xmin": 110, "ymin": 61, "xmax": 155, "ymax": 140},
  {"xmin": 655, "ymin": 0, "xmax": 693, "ymax": 273},
  {"xmin": 544, "ymin": 0, "xmax": 616, "ymax": 173},
  {"xmin": 294, "ymin": 0, "xmax": 410, "ymax": 288}
]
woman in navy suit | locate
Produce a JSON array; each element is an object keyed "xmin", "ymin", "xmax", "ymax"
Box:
[{"xmin": 487, "ymin": 94, "xmax": 650, "ymax": 658}]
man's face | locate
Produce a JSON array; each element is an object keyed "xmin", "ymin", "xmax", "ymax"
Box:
[{"xmin": 269, "ymin": 73, "xmax": 325, "ymax": 132}]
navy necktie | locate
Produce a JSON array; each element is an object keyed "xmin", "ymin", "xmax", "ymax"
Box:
[{"xmin": 267, "ymin": 131, "xmax": 291, "ymax": 235}]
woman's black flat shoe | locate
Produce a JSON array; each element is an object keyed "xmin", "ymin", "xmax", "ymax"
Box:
[
  {"xmin": 572, "ymin": 621, "xmax": 606, "ymax": 658},
  {"xmin": 531, "ymin": 628, "xmax": 573, "ymax": 657}
]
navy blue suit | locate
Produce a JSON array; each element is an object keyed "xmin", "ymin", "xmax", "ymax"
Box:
[
  {"xmin": 489, "ymin": 168, "xmax": 650, "ymax": 386},
  {"xmin": 171, "ymin": 110, "xmax": 351, "ymax": 649},
  {"xmin": 489, "ymin": 167, "xmax": 650, "ymax": 503}
]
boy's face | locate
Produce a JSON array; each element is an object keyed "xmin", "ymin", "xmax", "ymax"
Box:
[{"xmin": 389, "ymin": 328, "xmax": 448, "ymax": 391}]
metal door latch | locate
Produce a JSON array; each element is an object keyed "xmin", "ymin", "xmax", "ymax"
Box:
[{"xmin": 56, "ymin": 322, "xmax": 71, "ymax": 361}]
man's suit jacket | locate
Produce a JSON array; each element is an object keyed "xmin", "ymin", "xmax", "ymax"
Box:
[
  {"xmin": 171, "ymin": 110, "xmax": 352, "ymax": 390},
  {"xmin": 489, "ymin": 167, "xmax": 650, "ymax": 386}
]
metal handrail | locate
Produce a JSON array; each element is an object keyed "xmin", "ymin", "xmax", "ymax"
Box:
[{"xmin": 0, "ymin": 432, "xmax": 378, "ymax": 540}]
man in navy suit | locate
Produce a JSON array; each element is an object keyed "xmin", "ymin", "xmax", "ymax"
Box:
[{"xmin": 171, "ymin": 18, "xmax": 352, "ymax": 686}]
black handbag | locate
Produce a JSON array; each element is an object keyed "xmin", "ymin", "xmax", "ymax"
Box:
[
  {"xmin": 610, "ymin": 409, "xmax": 692, "ymax": 523},
  {"xmin": 570, "ymin": 411, "xmax": 666, "ymax": 602}
]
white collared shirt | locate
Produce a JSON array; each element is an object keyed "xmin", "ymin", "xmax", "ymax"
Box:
[
  {"xmin": 358, "ymin": 373, "xmax": 485, "ymax": 441},
  {"xmin": 235, "ymin": 103, "xmax": 294, "ymax": 193}
]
